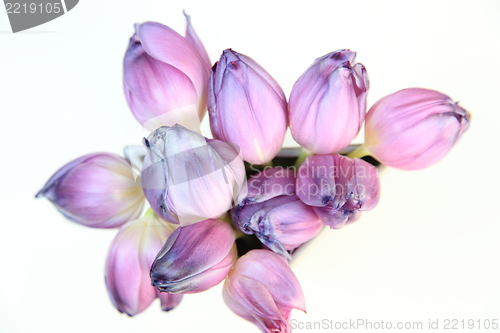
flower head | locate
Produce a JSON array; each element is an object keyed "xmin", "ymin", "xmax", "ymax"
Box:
[
  {"xmin": 364, "ymin": 88, "xmax": 470, "ymax": 170},
  {"xmin": 289, "ymin": 50, "xmax": 369, "ymax": 154},
  {"xmin": 105, "ymin": 212, "xmax": 182, "ymax": 316},
  {"xmin": 124, "ymin": 13, "xmax": 211, "ymax": 132},
  {"xmin": 141, "ymin": 124, "xmax": 247, "ymax": 225},
  {"xmin": 36, "ymin": 153, "xmax": 144, "ymax": 228},
  {"xmin": 223, "ymin": 250, "xmax": 305, "ymax": 333},
  {"xmin": 208, "ymin": 49, "xmax": 288, "ymax": 164}
]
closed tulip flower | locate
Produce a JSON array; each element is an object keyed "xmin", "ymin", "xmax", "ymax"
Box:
[
  {"xmin": 141, "ymin": 124, "xmax": 247, "ymax": 225},
  {"xmin": 364, "ymin": 88, "xmax": 470, "ymax": 170},
  {"xmin": 105, "ymin": 211, "xmax": 182, "ymax": 316},
  {"xmin": 36, "ymin": 153, "xmax": 144, "ymax": 228},
  {"xmin": 296, "ymin": 154, "xmax": 380, "ymax": 229},
  {"xmin": 150, "ymin": 219, "xmax": 237, "ymax": 294},
  {"xmin": 208, "ymin": 49, "xmax": 288, "ymax": 164},
  {"xmin": 124, "ymin": 13, "xmax": 211, "ymax": 132},
  {"xmin": 233, "ymin": 168, "xmax": 322, "ymax": 259},
  {"xmin": 223, "ymin": 250, "xmax": 305, "ymax": 333},
  {"xmin": 289, "ymin": 50, "xmax": 369, "ymax": 154},
  {"xmin": 243, "ymin": 167, "xmax": 296, "ymax": 205},
  {"xmin": 233, "ymin": 195, "xmax": 322, "ymax": 260}
]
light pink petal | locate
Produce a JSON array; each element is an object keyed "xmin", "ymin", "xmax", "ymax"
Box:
[{"xmin": 137, "ymin": 22, "xmax": 209, "ymax": 102}]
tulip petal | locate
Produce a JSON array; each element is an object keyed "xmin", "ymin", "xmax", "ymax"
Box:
[
  {"xmin": 243, "ymin": 168, "xmax": 296, "ymax": 204},
  {"xmin": 141, "ymin": 125, "xmax": 246, "ymax": 225},
  {"xmin": 183, "ymin": 12, "xmax": 211, "ymax": 70},
  {"xmin": 297, "ymin": 155, "xmax": 380, "ymax": 229},
  {"xmin": 137, "ymin": 22, "xmax": 209, "ymax": 102},
  {"xmin": 105, "ymin": 214, "xmax": 178, "ymax": 316},
  {"xmin": 289, "ymin": 50, "xmax": 367, "ymax": 154},
  {"xmin": 365, "ymin": 88, "xmax": 470, "ymax": 170},
  {"xmin": 124, "ymin": 41, "xmax": 200, "ymax": 132},
  {"xmin": 37, "ymin": 153, "xmax": 144, "ymax": 228},
  {"xmin": 224, "ymin": 250, "xmax": 305, "ymax": 333},
  {"xmin": 209, "ymin": 50, "xmax": 288, "ymax": 164},
  {"xmin": 150, "ymin": 219, "xmax": 236, "ymax": 294},
  {"xmin": 157, "ymin": 292, "xmax": 183, "ymax": 311}
]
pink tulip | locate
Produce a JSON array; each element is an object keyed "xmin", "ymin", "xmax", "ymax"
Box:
[
  {"xmin": 36, "ymin": 153, "xmax": 144, "ymax": 228},
  {"xmin": 141, "ymin": 124, "xmax": 247, "ymax": 225},
  {"xmin": 124, "ymin": 13, "xmax": 211, "ymax": 132},
  {"xmin": 150, "ymin": 219, "xmax": 237, "ymax": 294},
  {"xmin": 105, "ymin": 212, "xmax": 182, "ymax": 316},
  {"xmin": 208, "ymin": 49, "xmax": 288, "ymax": 164},
  {"xmin": 296, "ymin": 154, "xmax": 380, "ymax": 229},
  {"xmin": 233, "ymin": 168, "xmax": 322, "ymax": 259},
  {"xmin": 364, "ymin": 88, "xmax": 470, "ymax": 170},
  {"xmin": 233, "ymin": 195, "xmax": 322, "ymax": 259},
  {"xmin": 223, "ymin": 250, "xmax": 305, "ymax": 333},
  {"xmin": 243, "ymin": 167, "xmax": 296, "ymax": 204},
  {"xmin": 289, "ymin": 50, "xmax": 369, "ymax": 154}
]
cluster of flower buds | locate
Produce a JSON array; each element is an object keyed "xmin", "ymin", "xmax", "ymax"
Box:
[{"xmin": 36, "ymin": 12, "xmax": 470, "ymax": 333}]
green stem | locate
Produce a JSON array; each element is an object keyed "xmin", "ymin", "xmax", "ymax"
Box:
[
  {"xmin": 294, "ymin": 148, "xmax": 312, "ymax": 169},
  {"xmin": 346, "ymin": 145, "xmax": 369, "ymax": 159}
]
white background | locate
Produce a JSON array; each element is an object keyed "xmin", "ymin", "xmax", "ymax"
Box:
[{"xmin": 1, "ymin": 0, "xmax": 499, "ymax": 332}]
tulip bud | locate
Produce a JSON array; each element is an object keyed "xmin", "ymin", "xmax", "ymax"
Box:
[
  {"xmin": 233, "ymin": 195, "xmax": 322, "ymax": 260},
  {"xmin": 233, "ymin": 168, "xmax": 322, "ymax": 259},
  {"xmin": 36, "ymin": 153, "xmax": 144, "ymax": 228},
  {"xmin": 243, "ymin": 167, "xmax": 296, "ymax": 205},
  {"xmin": 141, "ymin": 124, "xmax": 247, "ymax": 225},
  {"xmin": 364, "ymin": 88, "xmax": 470, "ymax": 170},
  {"xmin": 208, "ymin": 49, "xmax": 288, "ymax": 164},
  {"xmin": 223, "ymin": 250, "xmax": 305, "ymax": 333},
  {"xmin": 105, "ymin": 211, "xmax": 182, "ymax": 316},
  {"xmin": 289, "ymin": 50, "xmax": 369, "ymax": 154},
  {"xmin": 296, "ymin": 155, "xmax": 380, "ymax": 229},
  {"xmin": 123, "ymin": 13, "xmax": 211, "ymax": 132},
  {"xmin": 150, "ymin": 219, "xmax": 237, "ymax": 294}
]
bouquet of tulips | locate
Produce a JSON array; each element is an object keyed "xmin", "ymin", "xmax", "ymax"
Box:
[{"xmin": 36, "ymin": 13, "xmax": 470, "ymax": 333}]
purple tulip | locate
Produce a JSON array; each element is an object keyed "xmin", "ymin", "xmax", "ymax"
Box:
[
  {"xmin": 233, "ymin": 168, "xmax": 322, "ymax": 259},
  {"xmin": 208, "ymin": 49, "xmax": 288, "ymax": 164},
  {"xmin": 364, "ymin": 88, "xmax": 470, "ymax": 170},
  {"xmin": 296, "ymin": 155, "xmax": 380, "ymax": 229},
  {"xmin": 243, "ymin": 167, "xmax": 296, "ymax": 204},
  {"xmin": 150, "ymin": 219, "xmax": 237, "ymax": 294},
  {"xmin": 141, "ymin": 124, "xmax": 247, "ymax": 226},
  {"xmin": 233, "ymin": 195, "xmax": 322, "ymax": 260},
  {"xmin": 36, "ymin": 153, "xmax": 144, "ymax": 228},
  {"xmin": 289, "ymin": 50, "xmax": 369, "ymax": 154},
  {"xmin": 105, "ymin": 212, "xmax": 182, "ymax": 316},
  {"xmin": 223, "ymin": 250, "xmax": 305, "ymax": 333},
  {"xmin": 124, "ymin": 13, "xmax": 211, "ymax": 132}
]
